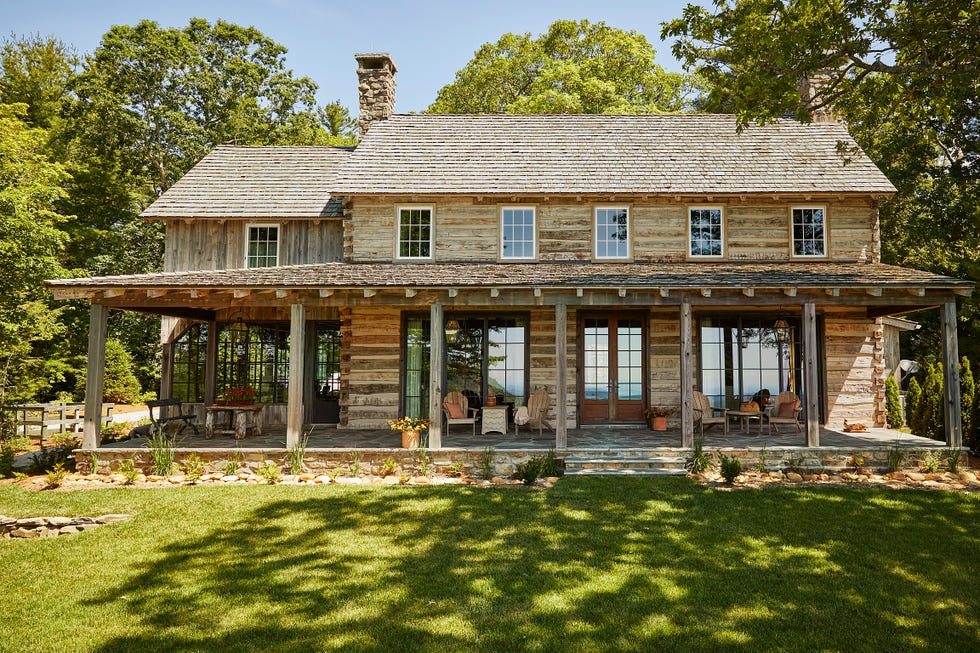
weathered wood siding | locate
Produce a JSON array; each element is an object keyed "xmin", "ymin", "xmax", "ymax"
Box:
[
  {"xmin": 163, "ymin": 219, "xmax": 343, "ymax": 272},
  {"xmin": 824, "ymin": 308, "xmax": 886, "ymax": 428},
  {"xmin": 348, "ymin": 197, "xmax": 878, "ymax": 263},
  {"xmin": 649, "ymin": 310, "xmax": 682, "ymax": 428},
  {"xmin": 529, "ymin": 309, "xmax": 577, "ymax": 429},
  {"xmin": 343, "ymin": 307, "xmax": 401, "ymax": 429}
]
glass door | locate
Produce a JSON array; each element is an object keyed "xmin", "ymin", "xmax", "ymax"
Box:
[{"xmin": 580, "ymin": 315, "xmax": 645, "ymax": 423}]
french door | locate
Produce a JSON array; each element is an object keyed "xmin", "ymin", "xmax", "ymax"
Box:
[{"xmin": 579, "ymin": 314, "xmax": 646, "ymax": 423}]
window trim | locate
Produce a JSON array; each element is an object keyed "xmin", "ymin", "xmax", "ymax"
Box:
[
  {"xmin": 592, "ymin": 205, "xmax": 632, "ymax": 261},
  {"xmin": 687, "ymin": 205, "xmax": 726, "ymax": 259},
  {"xmin": 395, "ymin": 205, "xmax": 435, "ymax": 261},
  {"xmin": 498, "ymin": 205, "xmax": 538, "ymax": 261},
  {"xmin": 789, "ymin": 205, "xmax": 829, "ymax": 259},
  {"xmin": 244, "ymin": 222, "xmax": 281, "ymax": 268}
]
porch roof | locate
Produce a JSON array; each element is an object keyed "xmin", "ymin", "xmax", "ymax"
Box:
[{"xmin": 47, "ymin": 261, "xmax": 973, "ymax": 299}]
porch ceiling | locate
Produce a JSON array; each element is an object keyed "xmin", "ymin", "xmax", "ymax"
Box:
[{"xmin": 46, "ymin": 261, "xmax": 972, "ymax": 314}]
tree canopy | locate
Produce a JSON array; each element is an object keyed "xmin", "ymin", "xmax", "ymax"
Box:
[
  {"xmin": 663, "ymin": 0, "xmax": 980, "ymax": 362},
  {"xmin": 429, "ymin": 19, "xmax": 694, "ymax": 114}
]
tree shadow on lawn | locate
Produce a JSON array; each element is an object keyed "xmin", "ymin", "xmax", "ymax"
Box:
[{"xmin": 87, "ymin": 480, "xmax": 979, "ymax": 652}]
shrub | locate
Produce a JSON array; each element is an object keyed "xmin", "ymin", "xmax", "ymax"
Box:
[
  {"xmin": 515, "ymin": 458, "xmax": 544, "ymax": 486},
  {"xmin": 480, "ymin": 447, "xmax": 495, "ymax": 480},
  {"xmin": 50, "ymin": 432, "xmax": 80, "ymax": 449},
  {"xmin": 257, "ymin": 462, "xmax": 280, "ymax": 484},
  {"xmin": 905, "ymin": 377, "xmax": 923, "ymax": 434},
  {"xmin": 960, "ymin": 356, "xmax": 976, "ymax": 451},
  {"xmin": 181, "ymin": 454, "xmax": 206, "ymax": 483},
  {"xmin": 378, "ymin": 457, "xmax": 397, "ymax": 478},
  {"xmin": 921, "ymin": 363, "xmax": 945, "ymax": 440},
  {"xmin": 447, "ymin": 461, "xmax": 465, "ymax": 477},
  {"xmin": 719, "ymin": 454, "xmax": 742, "ymax": 483},
  {"xmin": 0, "ymin": 445, "xmax": 13, "ymax": 477},
  {"xmin": 45, "ymin": 462, "xmax": 68, "ymax": 488},
  {"xmin": 885, "ymin": 376, "xmax": 903, "ymax": 429},
  {"xmin": 540, "ymin": 448, "xmax": 563, "ymax": 477},
  {"xmin": 30, "ymin": 446, "xmax": 72, "ymax": 474},
  {"xmin": 147, "ymin": 428, "xmax": 176, "ymax": 475},
  {"xmin": 921, "ymin": 450, "xmax": 942, "ymax": 473}
]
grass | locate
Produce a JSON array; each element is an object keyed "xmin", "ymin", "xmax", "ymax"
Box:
[{"xmin": 0, "ymin": 479, "xmax": 978, "ymax": 652}]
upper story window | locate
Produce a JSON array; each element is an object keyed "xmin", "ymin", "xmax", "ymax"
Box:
[
  {"xmin": 594, "ymin": 207, "xmax": 630, "ymax": 259},
  {"xmin": 791, "ymin": 207, "xmax": 827, "ymax": 257},
  {"xmin": 398, "ymin": 207, "xmax": 433, "ymax": 259},
  {"xmin": 246, "ymin": 224, "xmax": 279, "ymax": 268},
  {"xmin": 500, "ymin": 207, "xmax": 536, "ymax": 259},
  {"xmin": 689, "ymin": 207, "xmax": 724, "ymax": 258}
]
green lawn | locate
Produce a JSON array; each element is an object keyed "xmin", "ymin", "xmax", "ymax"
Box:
[{"xmin": 1, "ymin": 479, "xmax": 977, "ymax": 652}]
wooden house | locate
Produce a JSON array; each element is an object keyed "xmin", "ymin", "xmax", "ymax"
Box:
[{"xmin": 48, "ymin": 53, "xmax": 973, "ymax": 452}]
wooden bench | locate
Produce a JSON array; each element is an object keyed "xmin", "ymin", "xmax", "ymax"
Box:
[{"xmin": 146, "ymin": 399, "xmax": 199, "ymax": 437}]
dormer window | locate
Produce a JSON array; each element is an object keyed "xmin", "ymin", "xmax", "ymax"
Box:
[
  {"xmin": 397, "ymin": 207, "xmax": 433, "ymax": 260},
  {"xmin": 246, "ymin": 224, "xmax": 279, "ymax": 268},
  {"xmin": 594, "ymin": 207, "xmax": 630, "ymax": 260},
  {"xmin": 500, "ymin": 207, "xmax": 536, "ymax": 260},
  {"xmin": 689, "ymin": 207, "xmax": 724, "ymax": 258},
  {"xmin": 791, "ymin": 207, "xmax": 827, "ymax": 257}
]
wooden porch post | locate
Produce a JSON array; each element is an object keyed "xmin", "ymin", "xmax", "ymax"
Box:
[
  {"xmin": 286, "ymin": 303, "xmax": 306, "ymax": 449},
  {"xmin": 83, "ymin": 303, "xmax": 108, "ymax": 450},
  {"xmin": 680, "ymin": 297, "xmax": 694, "ymax": 448},
  {"xmin": 203, "ymin": 319, "xmax": 218, "ymax": 405},
  {"xmin": 428, "ymin": 303, "xmax": 444, "ymax": 449},
  {"xmin": 802, "ymin": 302, "xmax": 820, "ymax": 447},
  {"xmin": 555, "ymin": 303, "xmax": 568, "ymax": 449},
  {"xmin": 940, "ymin": 301, "xmax": 963, "ymax": 448}
]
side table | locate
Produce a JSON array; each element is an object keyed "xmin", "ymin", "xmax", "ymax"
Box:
[{"xmin": 481, "ymin": 406, "xmax": 508, "ymax": 435}]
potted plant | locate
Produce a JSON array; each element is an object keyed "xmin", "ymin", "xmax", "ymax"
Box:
[
  {"xmin": 643, "ymin": 406, "xmax": 674, "ymax": 431},
  {"xmin": 386, "ymin": 416, "xmax": 430, "ymax": 448},
  {"xmin": 217, "ymin": 386, "xmax": 257, "ymax": 406}
]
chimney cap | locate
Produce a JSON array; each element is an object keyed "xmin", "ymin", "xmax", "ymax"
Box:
[{"xmin": 354, "ymin": 52, "xmax": 397, "ymax": 73}]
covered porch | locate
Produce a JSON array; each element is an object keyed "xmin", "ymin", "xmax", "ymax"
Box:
[{"xmin": 46, "ymin": 261, "xmax": 972, "ymax": 454}]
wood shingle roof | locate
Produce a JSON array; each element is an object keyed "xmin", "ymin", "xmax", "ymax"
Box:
[
  {"xmin": 140, "ymin": 145, "xmax": 353, "ymax": 219},
  {"xmin": 333, "ymin": 114, "xmax": 896, "ymax": 196}
]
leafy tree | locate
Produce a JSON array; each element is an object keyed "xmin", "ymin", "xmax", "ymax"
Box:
[
  {"xmin": 905, "ymin": 376, "xmax": 922, "ymax": 434},
  {"xmin": 960, "ymin": 356, "xmax": 976, "ymax": 451},
  {"xmin": 0, "ymin": 103, "xmax": 70, "ymax": 402},
  {"xmin": 663, "ymin": 1, "xmax": 980, "ymax": 363},
  {"xmin": 430, "ymin": 19, "xmax": 692, "ymax": 114},
  {"xmin": 884, "ymin": 375, "xmax": 902, "ymax": 430},
  {"xmin": 0, "ymin": 34, "xmax": 78, "ymax": 129},
  {"xmin": 74, "ymin": 338, "xmax": 142, "ymax": 404}
]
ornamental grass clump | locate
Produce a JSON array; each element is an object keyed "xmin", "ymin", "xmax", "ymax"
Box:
[{"xmin": 147, "ymin": 428, "xmax": 176, "ymax": 476}]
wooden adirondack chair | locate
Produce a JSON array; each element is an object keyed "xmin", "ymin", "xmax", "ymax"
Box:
[
  {"xmin": 442, "ymin": 391, "xmax": 477, "ymax": 435},
  {"xmin": 767, "ymin": 391, "xmax": 803, "ymax": 433},
  {"xmin": 518, "ymin": 389, "xmax": 550, "ymax": 436},
  {"xmin": 692, "ymin": 391, "xmax": 728, "ymax": 434}
]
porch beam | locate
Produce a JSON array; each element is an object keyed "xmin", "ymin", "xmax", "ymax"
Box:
[
  {"xmin": 742, "ymin": 288, "xmax": 755, "ymax": 297},
  {"xmin": 428, "ymin": 303, "xmax": 445, "ymax": 449},
  {"xmin": 286, "ymin": 303, "xmax": 306, "ymax": 449},
  {"xmin": 83, "ymin": 303, "xmax": 108, "ymax": 449},
  {"xmin": 802, "ymin": 302, "xmax": 820, "ymax": 447},
  {"xmin": 680, "ymin": 297, "xmax": 694, "ymax": 448},
  {"xmin": 203, "ymin": 319, "xmax": 218, "ymax": 405},
  {"xmin": 555, "ymin": 303, "xmax": 568, "ymax": 449},
  {"xmin": 940, "ymin": 301, "xmax": 963, "ymax": 448}
]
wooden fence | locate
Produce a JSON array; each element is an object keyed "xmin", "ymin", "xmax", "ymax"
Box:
[{"xmin": 11, "ymin": 403, "xmax": 115, "ymax": 445}]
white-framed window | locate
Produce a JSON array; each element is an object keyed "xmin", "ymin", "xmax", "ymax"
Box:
[
  {"xmin": 397, "ymin": 207, "xmax": 433, "ymax": 260},
  {"xmin": 594, "ymin": 206, "xmax": 630, "ymax": 259},
  {"xmin": 689, "ymin": 206, "xmax": 724, "ymax": 258},
  {"xmin": 245, "ymin": 224, "xmax": 279, "ymax": 268},
  {"xmin": 500, "ymin": 206, "xmax": 536, "ymax": 260},
  {"xmin": 791, "ymin": 206, "xmax": 827, "ymax": 257}
]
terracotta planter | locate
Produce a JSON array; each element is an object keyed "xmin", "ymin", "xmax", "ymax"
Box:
[
  {"xmin": 401, "ymin": 430, "xmax": 420, "ymax": 448},
  {"xmin": 651, "ymin": 416, "xmax": 668, "ymax": 431},
  {"xmin": 485, "ymin": 396, "xmax": 497, "ymax": 407}
]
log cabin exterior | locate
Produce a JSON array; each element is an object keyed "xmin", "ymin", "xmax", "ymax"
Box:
[{"xmin": 48, "ymin": 53, "xmax": 973, "ymax": 452}]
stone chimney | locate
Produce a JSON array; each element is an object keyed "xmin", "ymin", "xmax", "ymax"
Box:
[
  {"xmin": 797, "ymin": 67, "xmax": 840, "ymax": 123},
  {"xmin": 355, "ymin": 53, "xmax": 397, "ymax": 138}
]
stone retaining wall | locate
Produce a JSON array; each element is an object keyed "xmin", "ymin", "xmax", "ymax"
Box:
[
  {"xmin": 1, "ymin": 514, "xmax": 129, "ymax": 538},
  {"xmin": 74, "ymin": 445, "xmax": 963, "ymax": 477}
]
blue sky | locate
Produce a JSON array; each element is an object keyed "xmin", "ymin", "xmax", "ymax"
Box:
[{"xmin": 4, "ymin": 0, "xmax": 695, "ymax": 113}]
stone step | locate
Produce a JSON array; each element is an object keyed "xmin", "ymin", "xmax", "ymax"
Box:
[{"xmin": 564, "ymin": 467, "xmax": 689, "ymax": 477}]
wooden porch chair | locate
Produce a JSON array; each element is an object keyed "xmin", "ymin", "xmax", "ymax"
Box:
[
  {"xmin": 442, "ymin": 391, "xmax": 477, "ymax": 435},
  {"xmin": 518, "ymin": 390, "xmax": 550, "ymax": 436},
  {"xmin": 692, "ymin": 391, "xmax": 728, "ymax": 434},
  {"xmin": 767, "ymin": 391, "xmax": 803, "ymax": 433}
]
